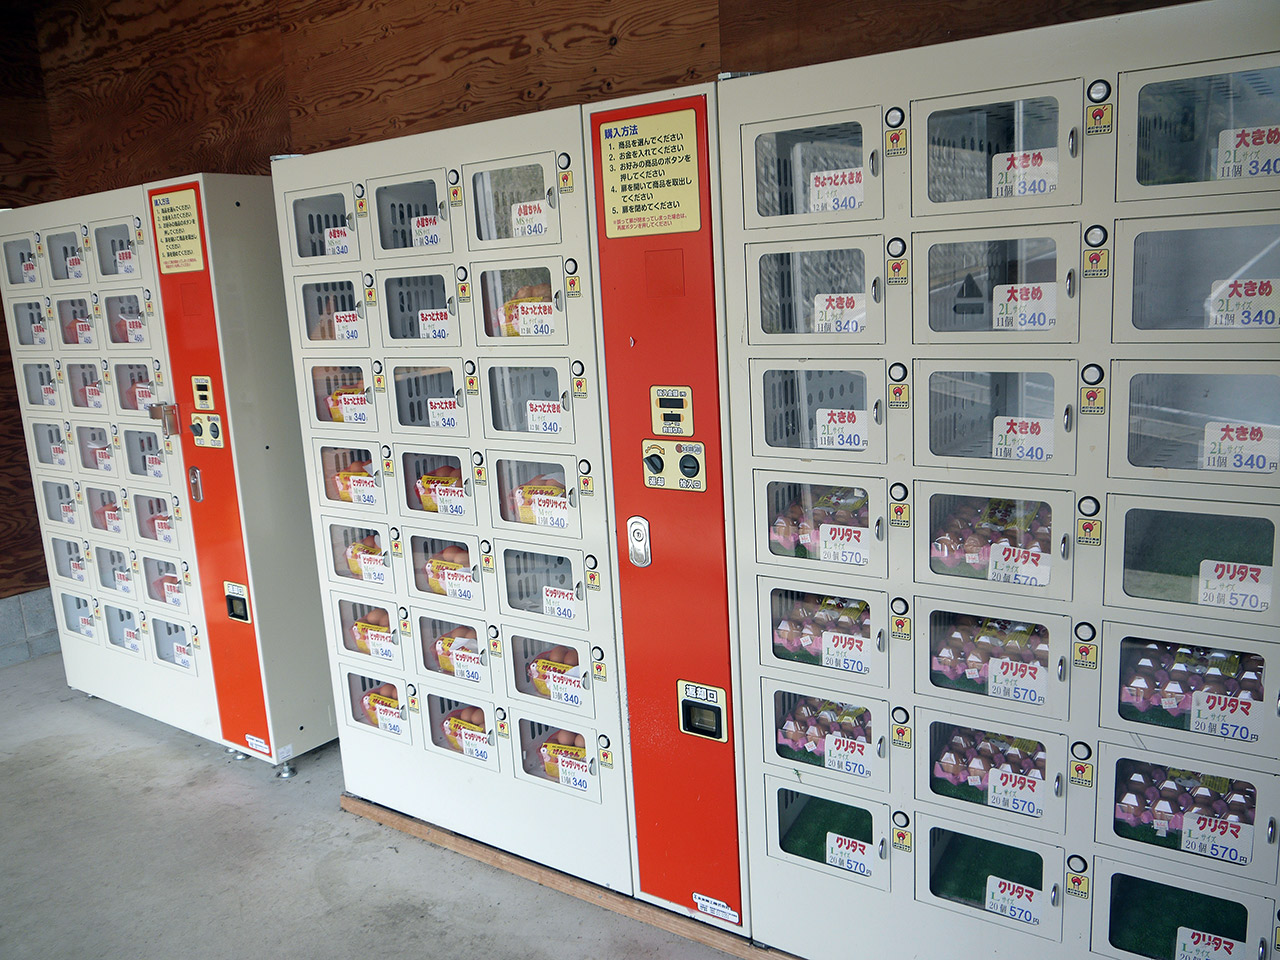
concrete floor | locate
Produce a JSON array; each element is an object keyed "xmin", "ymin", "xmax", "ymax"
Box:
[{"xmin": 0, "ymin": 653, "xmax": 732, "ymax": 960}]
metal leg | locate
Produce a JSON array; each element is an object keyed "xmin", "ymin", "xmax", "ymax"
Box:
[
  {"xmin": 225, "ymin": 746, "xmax": 249, "ymax": 761},
  {"xmin": 275, "ymin": 761, "xmax": 297, "ymax": 780}
]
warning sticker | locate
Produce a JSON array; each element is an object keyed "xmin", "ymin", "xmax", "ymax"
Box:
[
  {"xmin": 150, "ymin": 189, "xmax": 204, "ymax": 274},
  {"xmin": 600, "ymin": 109, "xmax": 700, "ymax": 239}
]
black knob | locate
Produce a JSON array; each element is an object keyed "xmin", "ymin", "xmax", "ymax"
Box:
[
  {"xmin": 679, "ymin": 454, "xmax": 700, "ymax": 477},
  {"xmin": 643, "ymin": 454, "xmax": 664, "ymax": 474},
  {"xmin": 208, "ymin": 422, "xmax": 220, "ymax": 439},
  {"xmin": 189, "ymin": 421, "xmax": 203, "ymax": 437}
]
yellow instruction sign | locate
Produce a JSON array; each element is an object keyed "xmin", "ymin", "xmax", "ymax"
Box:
[
  {"xmin": 600, "ymin": 109, "xmax": 700, "ymax": 239},
  {"xmin": 151, "ymin": 189, "xmax": 204, "ymax": 274}
]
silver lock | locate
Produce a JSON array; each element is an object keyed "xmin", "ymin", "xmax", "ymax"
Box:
[{"xmin": 626, "ymin": 516, "xmax": 651, "ymax": 568}]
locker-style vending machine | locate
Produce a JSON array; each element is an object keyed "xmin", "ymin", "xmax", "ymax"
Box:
[
  {"xmin": 0, "ymin": 176, "xmax": 333, "ymax": 765},
  {"xmin": 271, "ymin": 108, "xmax": 633, "ymax": 889},
  {"xmin": 719, "ymin": 2, "xmax": 1280, "ymax": 959}
]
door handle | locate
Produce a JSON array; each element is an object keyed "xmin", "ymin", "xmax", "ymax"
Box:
[{"xmin": 187, "ymin": 466, "xmax": 203, "ymax": 503}]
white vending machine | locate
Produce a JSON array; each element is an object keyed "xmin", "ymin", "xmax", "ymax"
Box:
[
  {"xmin": 1, "ymin": 176, "xmax": 333, "ymax": 766},
  {"xmin": 718, "ymin": 2, "xmax": 1280, "ymax": 959},
  {"xmin": 272, "ymin": 108, "xmax": 633, "ymax": 889}
]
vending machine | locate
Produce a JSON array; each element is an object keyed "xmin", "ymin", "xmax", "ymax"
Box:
[
  {"xmin": 271, "ymin": 107, "xmax": 634, "ymax": 890},
  {"xmin": 0, "ymin": 176, "xmax": 333, "ymax": 766},
  {"xmin": 718, "ymin": 1, "xmax": 1279, "ymax": 959}
]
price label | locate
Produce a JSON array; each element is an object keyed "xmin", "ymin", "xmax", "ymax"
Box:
[
  {"xmin": 1215, "ymin": 126, "xmax": 1280, "ymax": 180},
  {"xmin": 76, "ymin": 615, "xmax": 94, "ymax": 636},
  {"xmin": 543, "ymin": 585, "xmax": 578, "ymax": 621},
  {"xmin": 50, "ymin": 443, "xmax": 67, "ymax": 467},
  {"xmin": 991, "ymin": 148, "xmax": 1059, "ymax": 199},
  {"xmin": 21, "ymin": 260, "xmax": 36, "ymax": 283},
  {"xmin": 1209, "ymin": 278, "xmax": 1278, "ymax": 328},
  {"xmin": 365, "ymin": 628, "xmax": 397, "ymax": 662},
  {"xmin": 114, "ymin": 570, "xmax": 132, "ymax": 594},
  {"xmin": 121, "ymin": 627, "xmax": 141, "ymax": 653},
  {"xmin": 115, "ymin": 249, "xmax": 136, "ymax": 275},
  {"xmin": 447, "ymin": 647, "xmax": 482, "ymax": 683},
  {"xmin": 31, "ymin": 322, "xmax": 47, "ymax": 344},
  {"xmin": 438, "ymin": 566, "xmax": 475, "ymax": 601},
  {"xmin": 69, "ymin": 559, "xmax": 86, "ymax": 581},
  {"xmin": 558, "ymin": 753, "xmax": 590, "ymax": 791},
  {"xmin": 986, "ymin": 770, "xmax": 1045, "ymax": 818},
  {"xmin": 1202, "ymin": 420, "xmax": 1278, "ymax": 473},
  {"xmin": 985, "ymin": 876, "xmax": 1042, "ymax": 926},
  {"xmin": 526, "ymin": 399, "xmax": 565, "ymax": 434},
  {"xmin": 131, "ymin": 383, "xmax": 153, "ymax": 408},
  {"xmin": 431, "ymin": 484, "xmax": 466, "ymax": 517},
  {"xmin": 1190, "ymin": 691, "xmax": 1260, "ymax": 742},
  {"xmin": 372, "ymin": 698, "xmax": 404, "ymax": 736},
  {"xmin": 145, "ymin": 453, "xmax": 163, "ymax": 478},
  {"xmin": 812, "ymin": 293, "xmax": 864, "ymax": 334},
  {"xmin": 94, "ymin": 447, "xmax": 112, "ymax": 471},
  {"xmin": 60, "ymin": 503, "xmax": 76, "ymax": 524},
  {"xmin": 74, "ymin": 320, "xmax": 93, "ymax": 344},
  {"xmin": 547, "ymin": 671, "xmax": 584, "ymax": 707},
  {"xmin": 336, "ymin": 392, "xmax": 369, "ymax": 424},
  {"xmin": 988, "ymin": 546, "xmax": 1050, "ymax": 586},
  {"xmin": 992, "ymin": 283, "xmax": 1057, "ymax": 331},
  {"xmin": 163, "ymin": 581, "xmax": 183, "ymax": 606},
  {"xmin": 412, "ymin": 214, "xmax": 443, "ymax": 247},
  {"xmin": 992, "ymin": 417, "xmax": 1054, "ymax": 461},
  {"xmin": 825, "ymin": 832, "xmax": 873, "ymax": 877},
  {"xmin": 532, "ymin": 493, "xmax": 569, "ymax": 529},
  {"xmin": 1199, "ymin": 560, "xmax": 1272, "ymax": 612},
  {"xmin": 821, "ymin": 630, "xmax": 869, "ymax": 674},
  {"xmin": 324, "ymin": 225, "xmax": 351, "ymax": 257},
  {"xmin": 347, "ymin": 475, "xmax": 379, "ymax": 506},
  {"xmin": 172, "ymin": 643, "xmax": 193, "ymax": 670},
  {"xmin": 1177, "ymin": 927, "xmax": 1246, "ymax": 960},
  {"xmin": 1181, "ymin": 815, "xmax": 1253, "ymax": 866},
  {"xmin": 84, "ymin": 384, "xmax": 103, "ymax": 409},
  {"xmin": 103, "ymin": 507, "xmax": 122, "ymax": 534},
  {"xmin": 356, "ymin": 552, "xmax": 387, "ymax": 584},
  {"xmin": 808, "ymin": 167, "xmax": 864, "ymax": 212},
  {"xmin": 987, "ymin": 657, "xmax": 1046, "ymax": 705},
  {"xmin": 41, "ymin": 383, "xmax": 57, "ymax": 405},
  {"xmin": 66, "ymin": 254, "xmax": 84, "ymax": 279},
  {"xmin": 819, "ymin": 524, "xmax": 868, "ymax": 565},
  {"xmin": 427, "ymin": 397, "xmax": 460, "ymax": 429},
  {"xmin": 515, "ymin": 300, "xmax": 555, "ymax": 337},
  {"xmin": 125, "ymin": 317, "xmax": 145, "ymax": 343},
  {"xmin": 457, "ymin": 725, "xmax": 491, "ymax": 760},
  {"xmin": 814, "ymin": 408, "xmax": 867, "ymax": 450},
  {"xmin": 417, "ymin": 308, "xmax": 449, "ymax": 340},
  {"xmin": 511, "ymin": 200, "xmax": 549, "ymax": 238},
  {"xmin": 332, "ymin": 309, "xmax": 360, "ymax": 341},
  {"xmin": 154, "ymin": 516, "xmax": 174, "ymax": 544},
  {"xmin": 823, "ymin": 734, "xmax": 872, "ymax": 778}
]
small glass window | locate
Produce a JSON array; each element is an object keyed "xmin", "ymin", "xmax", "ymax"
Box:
[
  {"xmin": 319, "ymin": 445, "xmax": 376, "ymax": 504},
  {"xmin": 56, "ymin": 298, "xmax": 92, "ymax": 346},
  {"xmin": 929, "ymin": 495, "xmax": 1052, "ymax": 586},
  {"xmin": 113, "ymin": 362, "xmax": 155, "ymax": 412},
  {"xmin": 352, "ymin": 675, "xmax": 401, "ymax": 730},
  {"xmin": 755, "ymin": 122, "xmax": 866, "ymax": 217},
  {"xmin": 22, "ymin": 363, "xmax": 57, "ymax": 407},
  {"xmin": 75, "ymin": 425, "xmax": 112, "ymax": 472},
  {"xmin": 929, "ymin": 722, "xmax": 1047, "ymax": 818},
  {"xmin": 768, "ymin": 586, "xmax": 871, "ymax": 672},
  {"xmin": 383, "ymin": 273, "xmax": 450, "ymax": 341},
  {"xmin": 927, "ymin": 827, "xmax": 1043, "ymax": 912},
  {"xmin": 10, "ymin": 301, "xmax": 46, "ymax": 345},
  {"xmin": 928, "ymin": 611, "xmax": 1051, "ymax": 706},
  {"xmin": 927, "ymin": 237, "xmax": 1058, "ymax": 333},
  {"xmin": 311, "ymin": 365, "xmax": 368, "ymax": 424},
  {"xmin": 393, "ymin": 365, "xmax": 459, "ymax": 430},
  {"xmin": 929, "ymin": 371, "xmax": 1056, "ymax": 462},
  {"xmin": 1107, "ymin": 873, "xmax": 1248, "ymax": 960},
  {"xmin": 399, "ymin": 451, "xmax": 464, "ymax": 515},
  {"xmin": 762, "ymin": 369, "xmax": 869, "ymax": 452},
  {"xmin": 300, "ymin": 281, "xmax": 359, "ymax": 342},
  {"xmin": 487, "ymin": 366, "xmax": 565, "ymax": 435},
  {"xmin": 495, "ymin": 459, "xmax": 569, "ymax": 529},
  {"xmin": 66, "ymin": 363, "xmax": 105, "ymax": 410},
  {"xmin": 412, "ymin": 536, "xmax": 474, "ymax": 600},
  {"xmin": 773, "ymin": 692, "xmax": 873, "ymax": 774},
  {"xmin": 375, "ymin": 180, "xmax": 442, "ymax": 251},
  {"xmin": 142, "ymin": 557, "xmax": 181, "ymax": 607},
  {"xmin": 766, "ymin": 481, "xmax": 870, "ymax": 564},
  {"xmin": 1136, "ymin": 67, "xmax": 1280, "ymax": 186},
  {"xmin": 776, "ymin": 787, "xmax": 875, "ymax": 874},
  {"xmin": 46, "ymin": 231, "xmax": 83, "ymax": 281},
  {"xmin": 478, "ymin": 267, "xmax": 554, "ymax": 339},
  {"xmin": 61, "ymin": 593, "xmax": 94, "ymax": 639},
  {"xmin": 103, "ymin": 605, "xmax": 141, "ymax": 653},
  {"xmin": 292, "ymin": 193, "xmax": 350, "ymax": 258},
  {"xmin": 1123, "ymin": 508, "xmax": 1273, "ymax": 606},
  {"xmin": 122, "ymin": 429, "xmax": 163, "ymax": 479},
  {"xmin": 105, "ymin": 294, "xmax": 145, "ymax": 344},
  {"xmin": 85, "ymin": 486, "xmax": 121, "ymax": 535},
  {"xmin": 152, "ymin": 618, "xmax": 190, "ymax": 667},
  {"xmin": 517, "ymin": 719, "xmax": 587, "ymax": 784},
  {"xmin": 429, "ymin": 696, "xmax": 487, "ymax": 755},
  {"xmin": 509, "ymin": 635, "xmax": 585, "ymax": 703},
  {"xmin": 418, "ymin": 615, "xmax": 480, "ymax": 678},
  {"xmin": 502, "ymin": 548, "xmax": 577, "ymax": 622},
  {"xmin": 337, "ymin": 599, "xmax": 394, "ymax": 658},
  {"xmin": 472, "ymin": 164, "xmax": 549, "ymax": 242},
  {"xmin": 93, "ymin": 223, "xmax": 137, "ymax": 277},
  {"xmin": 3, "ymin": 237, "xmax": 37, "ymax": 285},
  {"xmin": 1128, "ymin": 372, "xmax": 1279, "ymax": 473},
  {"xmin": 927, "ymin": 97, "xmax": 1060, "ymax": 203},
  {"xmin": 759, "ymin": 248, "xmax": 867, "ymax": 335},
  {"xmin": 330, "ymin": 525, "xmax": 384, "ymax": 584},
  {"xmin": 1132, "ymin": 223, "xmax": 1280, "ymax": 331}
]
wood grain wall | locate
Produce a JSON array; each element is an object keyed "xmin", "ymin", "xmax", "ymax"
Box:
[{"xmin": 0, "ymin": 0, "xmax": 1189, "ymax": 598}]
